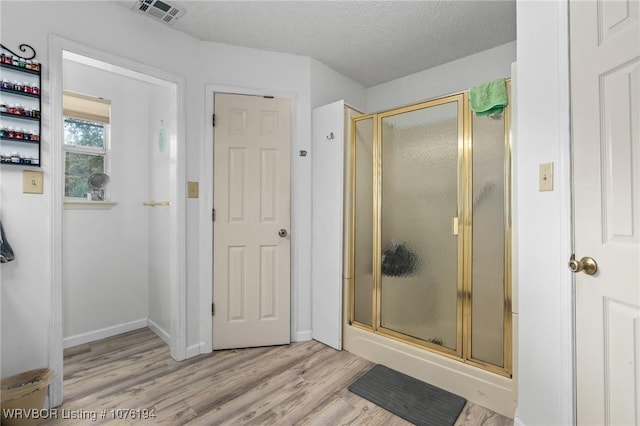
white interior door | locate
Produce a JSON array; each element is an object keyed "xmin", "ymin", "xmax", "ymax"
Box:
[
  {"xmin": 213, "ymin": 93, "xmax": 291, "ymax": 350},
  {"xmin": 570, "ymin": 1, "xmax": 639, "ymax": 424}
]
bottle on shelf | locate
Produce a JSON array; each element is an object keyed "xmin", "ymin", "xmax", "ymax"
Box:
[{"xmin": 1, "ymin": 53, "xmax": 39, "ymax": 71}]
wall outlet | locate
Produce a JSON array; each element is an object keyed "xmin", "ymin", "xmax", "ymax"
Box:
[
  {"xmin": 23, "ymin": 170, "xmax": 44, "ymax": 194},
  {"xmin": 539, "ymin": 162, "xmax": 554, "ymax": 192},
  {"xmin": 187, "ymin": 181, "xmax": 199, "ymax": 198}
]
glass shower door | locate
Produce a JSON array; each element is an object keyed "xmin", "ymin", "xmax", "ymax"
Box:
[
  {"xmin": 377, "ymin": 95, "xmax": 463, "ymax": 354},
  {"xmin": 347, "ymin": 87, "xmax": 512, "ymax": 376}
]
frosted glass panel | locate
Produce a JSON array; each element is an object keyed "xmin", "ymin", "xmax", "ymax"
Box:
[
  {"xmin": 379, "ymin": 102, "xmax": 459, "ymax": 349},
  {"xmin": 353, "ymin": 117, "xmax": 373, "ymax": 326},
  {"xmin": 471, "ymin": 112, "xmax": 506, "ymax": 366}
]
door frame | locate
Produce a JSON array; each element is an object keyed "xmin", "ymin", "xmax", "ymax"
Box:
[
  {"xmin": 556, "ymin": 2, "xmax": 575, "ymax": 424},
  {"xmin": 201, "ymin": 85, "xmax": 297, "ymax": 352},
  {"xmin": 48, "ymin": 35, "xmax": 187, "ymax": 407}
]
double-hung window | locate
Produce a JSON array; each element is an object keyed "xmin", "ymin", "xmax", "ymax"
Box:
[{"xmin": 63, "ymin": 91, "xmax": 111, "ymax": 198}]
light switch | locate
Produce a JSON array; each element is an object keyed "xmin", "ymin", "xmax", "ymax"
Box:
[
  {"xmin": 23, "ymin": 171, "xmax": 43, "ymax": 194},
  {"xmin": 187, "ymin": 181, "xmax": 199, "ymax": 198},
  {"xmin": 539, "ymin": 162, "xmax": 554, "ymax": 192}
]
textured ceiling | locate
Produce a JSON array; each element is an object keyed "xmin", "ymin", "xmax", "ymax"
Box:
[{"xmin": 125, "ymin": 1, "xmax": 516, "ymax": 87}]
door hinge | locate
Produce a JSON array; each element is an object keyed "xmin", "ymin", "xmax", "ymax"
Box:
[
  {"xmin": 212, "ymin": 114, "xmax": 215, "ymax": 127},
  {"xmin": 212, "ymin": 208, "xmax": 216, "ymax": 221},
  {"xmin": 211, "ymin": 303, "xmax": 215, "ymax": 316}
]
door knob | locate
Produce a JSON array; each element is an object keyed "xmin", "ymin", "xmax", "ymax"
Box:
[
  {"xmin": 278, "ymin": 229, "xmax": 288, "ymax": 238},
  {"xmin": 568, "ymin": 254, "xmax": 598, "ymax": 275}
]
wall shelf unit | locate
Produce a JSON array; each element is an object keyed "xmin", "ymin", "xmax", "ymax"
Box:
[
  {"xmin": 0, "ymin": 43, "xmax": 42, "ymax": 167},
  {"xmin": 1, "ymin": 137, "xmax": 40, "ymax": 144},
  {"xmin": 1, "ymin": 86, "xmax": 41, "ymax": 99},
  {"xmin": 1, "ymin": 111, "xmax": 40, "ymax": 122}
]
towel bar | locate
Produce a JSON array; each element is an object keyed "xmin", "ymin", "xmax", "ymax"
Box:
[{"xmin": 143, "ymin": 201, "xmax": 171, "ymax": 207}]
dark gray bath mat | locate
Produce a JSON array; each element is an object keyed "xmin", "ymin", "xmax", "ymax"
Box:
[{"xmin": 348, "ymin": 364, "xmax": 466, "ymax": 426}]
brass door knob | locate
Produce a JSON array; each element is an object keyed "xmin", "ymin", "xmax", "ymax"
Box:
[{"xmin": 568, "ymin": 254, "xmax": 598, "ymax": 275}]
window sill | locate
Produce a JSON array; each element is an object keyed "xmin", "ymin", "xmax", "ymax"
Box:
[{"xmin": 64, "ymin": 199, "xmax": 118, "ymax": 210}]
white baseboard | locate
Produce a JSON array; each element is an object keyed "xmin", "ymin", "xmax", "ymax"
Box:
[
  {"xmin": 294, "ymin": 330, "xmax": 312, "ymax": 342},
  {"xmin": 63, "ymin": 319, "xmax": 147, "ymax": 348},
  {"xmin": 147, "ymin": 318, "xmax": 170, "ymax": 345},
  {"xmin": 186, "ymin": 343, "xmax": 204, "ymax": 359}
]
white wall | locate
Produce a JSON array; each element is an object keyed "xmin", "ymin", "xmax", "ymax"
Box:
[
  {"xmin": 0, "ymin": 0, "xmax": 200, "ymax": 380},
  {"xmin": 147, "ymin": 87, "xmax": 173, "ymax": 341},
  {"xmin": 0, "ymin": 3, "xmax": 573, "ymax": 423},
  {"xmin": 310, "ymin": 59, "xmax": 366, "ymax": 111},
  {"xmin": 197, "ymin": 41, "xmax": 313, "ymax": 342},
  {"xmin": 0, "ymin": 1, "xmax": 368, "ymax": 380},
  {"xmin": 197, "ymin": 44, "xmax": 367, "ymax": 346},
  {"xmin": 514, "ymin": 2, "xmax": 573, "ymax": 425},
  {"xmin": 367, "ymin": 41, "xmax": 516, "ymax": 112},
  {"xmin": 62, "ymin": 61, "xmax": 171, "ymax": 346}
]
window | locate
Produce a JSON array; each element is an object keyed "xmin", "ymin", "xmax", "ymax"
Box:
[
  {"xmin": 64, "ymin": 118, "xmax": 106, "ymax": 197},
  {"xmin": 63, "ymin": 91, "xmax": 111, "ymax": 198}
]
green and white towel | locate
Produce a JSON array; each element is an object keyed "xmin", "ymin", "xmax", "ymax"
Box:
[{"xmin": 469, "ymin": 79, "xmax": 508, "ymax": 116}]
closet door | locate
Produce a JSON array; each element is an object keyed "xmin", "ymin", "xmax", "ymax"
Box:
[{"xmin": 311, "ymin": 100, "xmax": 345, "ymax": 350}]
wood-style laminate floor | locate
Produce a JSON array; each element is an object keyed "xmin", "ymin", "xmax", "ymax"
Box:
[{"xmin": 43, "ymin": 328, "xmax": 513, "ymax": 425}]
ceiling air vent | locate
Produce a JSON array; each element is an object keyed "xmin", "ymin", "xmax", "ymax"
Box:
[{"xmin": 132, "ymin": 0, "xmax": 186, "ymax": 26}]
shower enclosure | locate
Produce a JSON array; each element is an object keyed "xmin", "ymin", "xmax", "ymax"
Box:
[{"xmin": 347, "ymin": 85, "xmax": 511, "ymax": 376}]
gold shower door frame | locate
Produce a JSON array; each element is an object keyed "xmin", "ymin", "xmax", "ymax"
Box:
[{"xmin": 347, "ymin": 87, "xmax": 512, "ymax": 377}]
